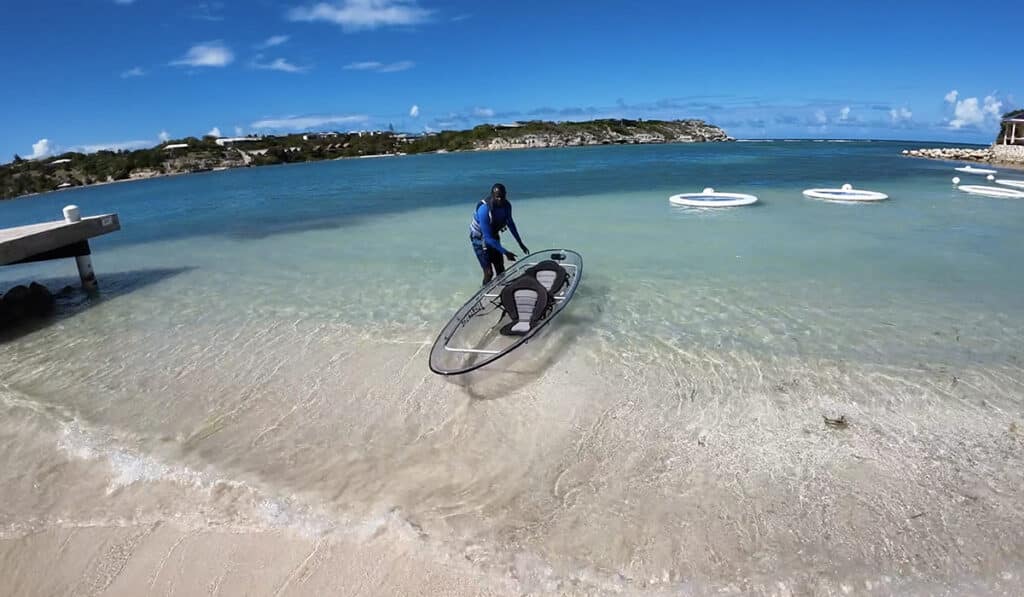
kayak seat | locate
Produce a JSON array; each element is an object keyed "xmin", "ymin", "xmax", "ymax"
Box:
[
  {"xmin": 499, "ymin": 275, "xmax": 552, "ymax": 336},
  {"xmin": 525, "ymin": 260, "xmax": 568, "ymax": 294}
]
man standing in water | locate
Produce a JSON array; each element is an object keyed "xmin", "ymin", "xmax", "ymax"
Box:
[{"xmin": 470, "ymin": 183, "xmax": 529, "ymax": 286}]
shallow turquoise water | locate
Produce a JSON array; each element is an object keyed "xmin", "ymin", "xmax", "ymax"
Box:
[
  {"xmin": 2, "ymin": 142, "xmax": 1023, "ymax": 594},
  {"xmin": 3, "ymin": 141, "xmax": 1022, "ymax": 365}
]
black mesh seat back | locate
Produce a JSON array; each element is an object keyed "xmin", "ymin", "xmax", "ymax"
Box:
[
  {"xmin": 499, "ymin": 275, "xmax": 551, "ymax": 336},
  {"xmin": 525, "ymin": 260, "xmax": 568, "ymax": 294}
]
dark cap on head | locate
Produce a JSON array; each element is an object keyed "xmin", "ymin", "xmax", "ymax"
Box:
[{"xmin": 491, "ymin": 183, "xmax": 507, "ymax": 199}]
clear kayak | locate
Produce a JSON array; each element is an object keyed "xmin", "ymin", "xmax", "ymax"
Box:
[{"xmin": 428, "ymin": 249, "xmax": 583, "ymax": 376}]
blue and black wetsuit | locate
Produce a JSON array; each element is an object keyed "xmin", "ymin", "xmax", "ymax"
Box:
[{"xmin": 469, "ymin": 197, "xmax": 524, "ymax": 275}]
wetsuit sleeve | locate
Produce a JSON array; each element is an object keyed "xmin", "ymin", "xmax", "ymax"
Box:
[
  {"xmin": 477, "ymin": 203, "xmax": 508, "ymax": 254},
  {"xmin": 506, "ymin": 207, "xmax": 525, "ymax": 246}
]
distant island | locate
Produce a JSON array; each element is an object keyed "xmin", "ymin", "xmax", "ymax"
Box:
[{"xmin": 0, "ymin": 119, "xmax": 731, "ymax": 200}]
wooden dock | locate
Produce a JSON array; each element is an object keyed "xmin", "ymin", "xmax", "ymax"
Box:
[{"xmin": 1, "ymin": 206, "xmax": 120, "ymax": 290}]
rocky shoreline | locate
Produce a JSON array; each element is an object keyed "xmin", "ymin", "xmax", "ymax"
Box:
[
  {"xmin": 479, "ymin": 122, "xmax": 731, "ymax": 151},
  {"xmin": 902, "ymin": 146, "xmax": 1024, "ymax": 169}
]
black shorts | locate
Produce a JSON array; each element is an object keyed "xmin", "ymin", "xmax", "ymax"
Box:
[{"xmin": 471, "ymin": 237, "xmax": 505, "ymax": 272}]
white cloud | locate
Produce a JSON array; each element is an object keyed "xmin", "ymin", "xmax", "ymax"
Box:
[
  {"xmin": 473, "ymin": 107, "xmax": 495, "ymax": 118},
  {"xmin": 259, "ymin": 35, "xmax": 290, "ymax": 49},
  {"xmin": 890, "ymin": 107, "xmax": 912, "ymax": 123},
  {"xmin": 288, "ymin": 0, "xmax": 432, "ymax": 32},
  {"xmin": 409, "ymin": 104, "xmax": 420, "ymax": 118},
  {"xmin": 814, "ymin": 109, "xmax": 827, "ymax": 124},
  {"xmin": 343, "ymin": 60, "xmax": 414, "ymax": 72},
  {"xmin": 983, "ymin": 95, "xmax": 1002, "ymax": 118},
  {"xmin": 158, "ymin": 130, "xmax": 170, "ymax": 142},
  {"xmin": 114, "ymin": 0, "xmax": 135, "ymax": 4},
  {"xmin": 120, "ymin": 66, "xmax": 145, "ymax": 78},
  {"xmin": 947, "ymin": 92, "xmax": 1003, "ymax": 129},
  {"xmin": 945, "ymin": 89, "xmax": 959, "ymax": 104},
  {"xmin": 234, "ymin": 126, "xmax": 244, "ymax": 136},
  {"xmin": 29, "ymin": 139, "xmax": 53, "ymax": 160},
  {"xmin": 949, "ymin": 98, "xmax": 982, "ymax": 129},
  {"xmin": 253, "ymin": 57, "xmax": 309, "ymax": 73},
  {"xmin": 171, "ymin": 42, "xmax": 234, "ymax": 68},
  {"xmin": 207, "ymin": 127, "xmax": 222, "ymax": 137},
  {"xmin": 838, "ymin": 106, "xmax": 851, "ymax": 121},
  {"xmin": 249, "ymin": 114, "xmax": 368, "ymax": 131}
]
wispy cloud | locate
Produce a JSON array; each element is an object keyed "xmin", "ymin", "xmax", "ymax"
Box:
[
  {"xmin": 473, "ymin": 107, "xmax": 495, "ymax": 118},
  {"xmin": 114, "ymin": 0, "xmax": 135, "ymax": 5},
  {"xmin": 253, "ymin": 57, "xmax": 309, "ymax": 73},
  {"xmin": 451, "ymin": 13, "xmax": 471, "ymax": 22},
  {"xmin": 258, "ymin": 35, "xmax": 290, "ymax": 49},
  {"xmin": 158, "ymin": 130, "xmax": 170, "ymax": 142},
  {"xmin": 207, "ymin": 126, "xmax": 222, "ymax": 137},
  {"xmin": 409, "ymin": 104, "xmax": 420, "ymax": 118},
  {"xmin": 234, "ymin": 126, "xmax": 244, "ymax": 136},
  {"xmin": 120, "ymin": 66, "xmax": 146, "ymax": 78},
  {"xmin": 838, "ymin": 106, "xmax": 851, "ymax": 121},
  {"xmin": 249, "ymin": 114, "xmax": 368, "ymax": 131},
  {"xmin": 288, "ymin": 0, "xmax": 432, "ymax": 32},
  {"xmin": 191, "ymin": 2, "xmax": 225, "ymax": 21},
  {"xmin": 76, "ymin": 140, "xmax": 154, "ymax": 153},
  {"xmin": 343, "ymin": 60, "xmax": 414, "ymax": 72},
  {"xmin": 890, "ymin": 106, "xmax": 913, "ymax": 124},
  {"xmin": 171, "ymin": 41, "xmax": 234, "ymax": 67},
  {"xmin": 945, "ymin": 89, "xmax": 959, "ymax": 104},
  {"xmin": 29, "ymin": 139, "xmax": 53, "ymax": 159},
  {"xmin": 814, "ymin": 109, "xmax": 827, "ymax": 125}
]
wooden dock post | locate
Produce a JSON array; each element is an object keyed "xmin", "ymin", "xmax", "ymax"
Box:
[
  {"xmin": 0, "ymin": 207, "xmax": 120, "ymax": 290},
  {"xmin": 62, "ymin": 205, "xmax": 98, "ymax": 291}
]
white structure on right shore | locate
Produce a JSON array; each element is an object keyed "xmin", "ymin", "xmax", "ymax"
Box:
[
  {"xmin": 995, "ymin": 113, "xmax": 1024, "ymax": 163},
  {"xmin": 998, "ymin": 115, "xmax": 1024, "ymax": 146}
]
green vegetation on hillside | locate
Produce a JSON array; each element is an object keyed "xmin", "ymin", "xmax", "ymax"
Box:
[{"xmin": 1, "ymin": 119, "xmax": 728, "ymax": 200}]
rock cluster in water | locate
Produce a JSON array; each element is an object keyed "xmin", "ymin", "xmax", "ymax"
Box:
[
  {"xmin": 902, "ymin": 147, "xmax": 995, "ymax": 161},
  {"xmin": 0, "ymin": 282, "xmax": 59, "ymax": 329}
]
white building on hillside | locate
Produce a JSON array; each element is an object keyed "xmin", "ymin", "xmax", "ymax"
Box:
[{"xmin": 215, "ymin": 137, "xmax": 264, "ymax": 147}]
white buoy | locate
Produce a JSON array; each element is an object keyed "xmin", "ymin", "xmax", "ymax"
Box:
[
  {"xmin": 703, "ymin": 187, "xmax": 715, "ymax": 194},
  {"xmin": 62, "ymin": 205, "xmax": 98, "ymax": 291},
  {"xmin": 987, "ymin": 174, "xmax": 995, "ymax": 181},
  {"xmin": 841, "ymin": 183, "xmax": 853, "ymax": 191},
  {"xmin": 952, "ymin": 177, "xmax": 961, "ymax": 186}
]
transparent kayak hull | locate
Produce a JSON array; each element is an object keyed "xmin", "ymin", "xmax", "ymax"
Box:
[{"xmin": 428, "ymin": 249, "xmax": 583, "ymax": 376}]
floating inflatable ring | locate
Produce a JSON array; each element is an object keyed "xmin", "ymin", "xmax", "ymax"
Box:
[
  {"xmin": 669, "ymin": 187, "xmax": 759, "ymax": 207},
  {"xmin": 957, "ymin": 185, "xmax": 1024, "ymax": 199},
  {"xmin": 954, "ymin": 166, "xmax": 998, "ymax": 175},
  {"xmin": 802, "ymin": 184, "xmax": 888, "ymax": 202}
]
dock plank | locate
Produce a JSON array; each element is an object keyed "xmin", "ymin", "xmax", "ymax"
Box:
[{"xmin": 0, "ymin": 214, "xmax": 121, "ymax": 266}]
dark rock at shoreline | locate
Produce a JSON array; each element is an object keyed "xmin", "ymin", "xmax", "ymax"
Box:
[
  {"xmin": 2, "ymin": 285, "xmax": 31, "ymax": 322},
  {"xmin": 27, "ymin": 282, "xmax": 56, "ymax": 317},
  {"xmin": 1, "ymin": 282, "xmax": 57, "ymax": 329}
]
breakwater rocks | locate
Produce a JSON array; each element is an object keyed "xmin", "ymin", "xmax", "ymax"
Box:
[
  {"xmin": 902, "ymin": 147, "xmax": 995, "ymax": 162},
  {"xmin": 902, "ymin": 145, "xmax": 1024, "ymax": 167},
  {"xmin": 0, "ymin": 282, "xmax": 63, "ymax": 329}
]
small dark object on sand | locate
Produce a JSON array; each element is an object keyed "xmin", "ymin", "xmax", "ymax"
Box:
[{"xmin": 823, "ymin": 415, "xmax": 849, "ymax": 429}]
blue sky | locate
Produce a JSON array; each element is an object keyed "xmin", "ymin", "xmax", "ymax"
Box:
[{"xmin": 1, "ymin": 0, "xmax": 1017, "ymax": 160}]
